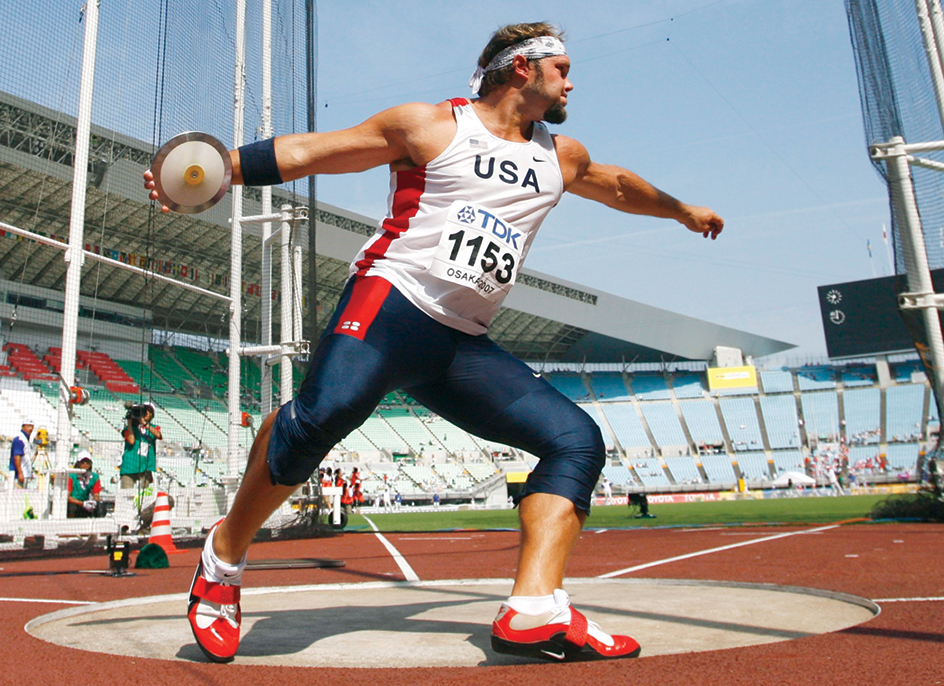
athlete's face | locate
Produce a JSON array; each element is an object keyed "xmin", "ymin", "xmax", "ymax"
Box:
[{"xmin": 528, "ymin": 56, "xmax": 572, "ymax": 124}]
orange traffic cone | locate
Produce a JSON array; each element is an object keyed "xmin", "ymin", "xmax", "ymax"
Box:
[{"xmin": 148, "ymin": 491, "xmax": 183, "ymax": 554}]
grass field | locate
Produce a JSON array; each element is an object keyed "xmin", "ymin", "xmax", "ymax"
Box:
[{"xmin": 342, "ymin": 494, "xmax": 889, "ymax": 533}]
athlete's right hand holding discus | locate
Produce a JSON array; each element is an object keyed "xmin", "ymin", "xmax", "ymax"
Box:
[{"xmin": 160, "ymin": 22, "xmax": 723, "ymax": 665}]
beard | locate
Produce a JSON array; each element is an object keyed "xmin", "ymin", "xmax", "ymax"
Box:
[{"xmin": 543, "ymin": 102, "xmax": 567, "ymax": 124}]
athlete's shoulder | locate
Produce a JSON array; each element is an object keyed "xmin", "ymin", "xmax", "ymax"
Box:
[
  {"xmin": 375, "ymin": 101, "xmax": 455, "ymax": 129},
  {"xmin": 551, "ymin": 134, "xmax": 591, "ymax": 185}
]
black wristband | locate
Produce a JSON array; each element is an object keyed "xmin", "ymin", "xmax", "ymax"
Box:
[{"xmin": 238, "ymin": 138, "xmax": 283, "ymax": 187}]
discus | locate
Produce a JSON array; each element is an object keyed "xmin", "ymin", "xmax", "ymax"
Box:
[{"xmin": 150, "ymin": 131, "xmax": 232, "ymax": 214}]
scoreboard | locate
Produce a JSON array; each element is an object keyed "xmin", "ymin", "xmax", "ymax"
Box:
[{"xmin": 817, "ymin": 272, "xmax": 944, "ymax": 358}]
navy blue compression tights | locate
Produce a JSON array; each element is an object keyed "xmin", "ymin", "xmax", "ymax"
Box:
[{"xmin": 266, "ymin": 276, "xmax": 605, "ymax": 512}]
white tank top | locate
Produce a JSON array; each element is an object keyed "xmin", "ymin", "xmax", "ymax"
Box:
[{"xmin": 351, "ymin": 98, "xmax": 564, "ymax": 335}]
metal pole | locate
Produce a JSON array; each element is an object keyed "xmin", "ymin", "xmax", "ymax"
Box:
[
  {"xmin": 887, "ymin": 136, "xmax": 944, "ymax": 420},
  {"xmin": 260, "ymin": 0, "xmax": 274, "ymax": 417},
  {"xmin": 280, "ymin": 204, "xmax": 294, "ymax": 403},
  {"xmin": 306, "ymin": 0, "xmax": 319, "ymax": 344},
  {"xmin": 293, "ymin": 236, "xmax": 304, "ymax": 344},
  {"xmin": 227, "ymin": 0, "xmax": 247, "ymax": 484},
  {"xmin": 916, "ymin": 0, "xmax": 944, "ymax": 130},
  {"xmin": 54, "ymin": 0, "xmax": 101, "ymax": 519}
]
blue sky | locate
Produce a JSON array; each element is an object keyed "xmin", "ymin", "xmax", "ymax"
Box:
[{"xmin": 0, "ymin": 0, "xmax": 897, "ymax": 363}]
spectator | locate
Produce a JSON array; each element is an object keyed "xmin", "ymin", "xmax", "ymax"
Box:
[
  {"xmin": 353, "ymin": 482, "xmax": 364, "ymax": 514},
  {"xmin": 119, "ymin": 404, "xmax": 162, "ymax": 490},
  {"xmin": 67, "ymin": 453, "xmax": 104, "ymax": 518},
  {"xmin": 8, "ymin": 419, "xmax": 34, "ymax": 488}
]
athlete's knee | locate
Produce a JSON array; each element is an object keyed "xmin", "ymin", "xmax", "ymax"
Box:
[
  {"xmin": 267, "ymin": 394, "xmax": 373, "ymax": 485},
  {"xmin": 556, "ymin": 410, "xmax": 606, "ymax": 470}
]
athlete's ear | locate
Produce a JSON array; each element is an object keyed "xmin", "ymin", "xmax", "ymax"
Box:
[{"xmin": 512, "ymin": 53, "xmax": 532, "ymax": 82}]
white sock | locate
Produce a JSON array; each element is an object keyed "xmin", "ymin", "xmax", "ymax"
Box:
[
  {"xmin": 201, "ymin": 525, "xmax": 245, "ymax": 584},
  {"xmin": 506, "ymin": 588, "xmax": 570, "ymax": 616}
]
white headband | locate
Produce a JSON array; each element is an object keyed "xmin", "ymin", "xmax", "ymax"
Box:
[{"xmin": 469, "ymin": 35, "xmax": 567, "ymax": 95}]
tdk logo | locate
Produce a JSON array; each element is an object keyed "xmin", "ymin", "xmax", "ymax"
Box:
[
  {"xmin": 473, "ymin": 155, "xmax": 541, "ymax": 193},
  {"xmin": 457, "ymin": 205, "xmax": 522, "ymax": 250}
]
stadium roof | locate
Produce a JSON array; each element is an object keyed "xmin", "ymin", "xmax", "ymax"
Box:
[{"xmin": 0, "ymin": 90, "xmax": 794, "ymax": 363}]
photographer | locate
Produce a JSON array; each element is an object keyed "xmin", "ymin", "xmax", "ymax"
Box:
[
  {"xmin": 67, "ymin": 453, "xmax": 104, "ymax": 518},
  {"xmin": 119, "ymin": 403, "xmax": 162, "ymax": 489}
]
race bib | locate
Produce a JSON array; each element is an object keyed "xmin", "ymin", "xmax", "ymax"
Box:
[
  {"xmin": 138, "ymin": 440, "xmax": 150, "ymax": 458},
  {"xmin": 429, "ymin": 201, "xmax": 524, "ymax": 302}
]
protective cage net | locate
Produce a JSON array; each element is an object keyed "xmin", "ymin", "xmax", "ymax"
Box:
[
  {"xmin": 846, "ymin": 0, "xmax": 944, "ymax": 462},
  {"xmin": 846, "ymin": 0, "xmax": 944, "ymax": 275},
  {"xmin": 0, "ymin": 0, "xmax": 331, "ymax": 546}
]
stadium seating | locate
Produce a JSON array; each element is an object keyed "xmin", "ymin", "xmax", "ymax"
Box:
[
  {"xmin": 630, "ymin": 457, "xmax": 671, "ymax": 487},
  {"xmin": 885, "ymin": 443, "xmax": 920, "ymax": 471},
  {"xmin": 589, "ymin": 373, "xmax": 631, "ymax": 401},
  {"xmin": 735, "ymin": 452, "xmax": 772, "ymax": 481},
  {"xmin": 885, "ymin": 383, "xmax": 925, "ymax": 442},
  {"xmin": 680, "ymin": 400, "xmax": 725, "ymax": 446},
  {"xmin": 4, "ymin": 342, "xmax": 57, "ymax": 382},
  {"xmin": 601, "ymin": 464, "xmax": 633, "ymax": 487},
  {"xmin": 0, "ymin": 377, "xmax": 57, "ymax": 436},
  {"xmin": 701, "ymin": 454, "xmax": 738, "ymax": 484},
  {"xmin": 360, "ymin": 415, "xmax": 410, "ymax": 455},
  {"xmin": 840, "ymin": 366, "xmax": 876, "ymax": 387},
  {"xmin": 800, "ymin": 391, "xmax": 840, "ymax": 441},
  {"xmin": 546, "ymin": 374, "xmax": 591, "ymax": 401},
  {"xmin": 759, "ymin": 369, "xmax": 794, "ymax": 394},
  {"xmin": 149, "ymin": 348, "xmax": 193, "ymax": 392},
  {"xmin": 115, "ymin": 359, "xmax": 174, "ymax": 393},
  {"xmin": 843, "ymin": 387, "xmax": 881, "ymax": 443},
  {"xmin": 338, "ymin": 428, "xmax": 379, "ymax": 453},
  {"xmin": 380, "ymin": 408, "xmax": 440, "ymax": 453},
  {"xmin": 75, "ymin": 349, "xmax": 139, "ymax": 393},
  {"xmin": 664, "ymin": 456, "xmax": 703, "ymax": 484},
  {"xmin": 600, "ymin": 404, "xmax": 652, "ymax": 449},
  {"xmin": 772, "ymin": 450, "xmax": 805, "ymax": 474},
  {"xmin": 796, "ymin": 367, "xmax": 837, "ymax": 391},
  {"xmin": 641, "ymin": 402, "xmax": 688, "ymax": 448},
  {"xmin": 719, "ymin": 397, "xmax": 764, "ymax": 451},
  {"xmin": 629, "ymin": 374, "xmax": 671, "ymax": 400},
  {"xmin": 759, "ymin": 395, "xmax": 801, "ymax": 448},
  {"xmin": 672, "ymin": 374, "xmax": 707, "ymax": 399}
]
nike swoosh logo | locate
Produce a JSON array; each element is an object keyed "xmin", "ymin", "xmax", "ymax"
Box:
[
  {"xmin": 541, "ymin": 649, "xmax": 565, "ymax": 660},
  {"xmin": 532, "ymin": 157, "xmax": 548, "ymax": 162},
  {"xmin": 532, "ymin": 372, "xmax": 541, "ymax": 378}
]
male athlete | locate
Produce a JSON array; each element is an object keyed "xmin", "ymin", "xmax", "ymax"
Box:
[{"xmin": 146, "ymin": 22, "xmax": 723, "ymax": 663}]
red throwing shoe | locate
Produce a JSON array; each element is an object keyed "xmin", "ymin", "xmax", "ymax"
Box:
[
  {"xmin": 187, "ymin": 523, "xmax": 243, "ymax": 663},
  {"xmin": 491, "ymin": 590, "xmax": 641, "ymax": 662}
]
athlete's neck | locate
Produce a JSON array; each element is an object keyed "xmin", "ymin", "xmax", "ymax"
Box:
[{"xmin": 470, "ymin": 97, "xmax": 537, "ymax": 144}]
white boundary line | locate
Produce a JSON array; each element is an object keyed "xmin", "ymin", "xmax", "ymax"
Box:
[
  {"xmin": 362, "ymin": 515, "xmax": 420, "ymax": 582},
  {"xmin": 598, "ymin": 524, "xmax": 840, "ymax": 579},
  {"xmin": 0, "ymin": 596, "xmax": 93, "ymax": 605},
  {"xmin": 873, "ymin": 596, "xmax": 944, "ymax": 603}
]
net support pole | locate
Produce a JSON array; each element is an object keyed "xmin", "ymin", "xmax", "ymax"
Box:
[
  {"xmin": 280, "ymin": 204, "xmax": 294, "ymax": 403},
  {"xmin": 915, "ymin": 0, "xmax": 944, "ymax": 130},
  {"xmin": 54, "ymin": 0, "xmax": 101, "ymax": 519},
  {"xmin": 260, "ymin": 0, "xmax": 274, "ymax": 418},
  {"xmin": 885, "ymin": 136, "xmax": 944, "ymax": 423},
  {"xmin": 227, "ymin": 0, "xmax": 248, "ymax": 492}
]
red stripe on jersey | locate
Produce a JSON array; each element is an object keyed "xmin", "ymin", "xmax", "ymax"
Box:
[
  {"xmin": 447, "ymin": 97, "xmax": 471, "ymax": 107},
  {"xmin": 355, "ymin": 165, "xmax": 427, "ymax": 276},
  {"xmin": 333, "ymin": 276, "xmax": 392, "ymax": 340}
]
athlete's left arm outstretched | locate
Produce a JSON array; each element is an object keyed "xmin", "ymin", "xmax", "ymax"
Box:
[{"xmin": 555, "ymin": 135, "xmax": 723, "ymax": 240}]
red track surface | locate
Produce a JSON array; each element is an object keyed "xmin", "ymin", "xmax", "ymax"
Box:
[{"xmin": 1, "ymin": 522, "xmax": 942, "ymax": 685}]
